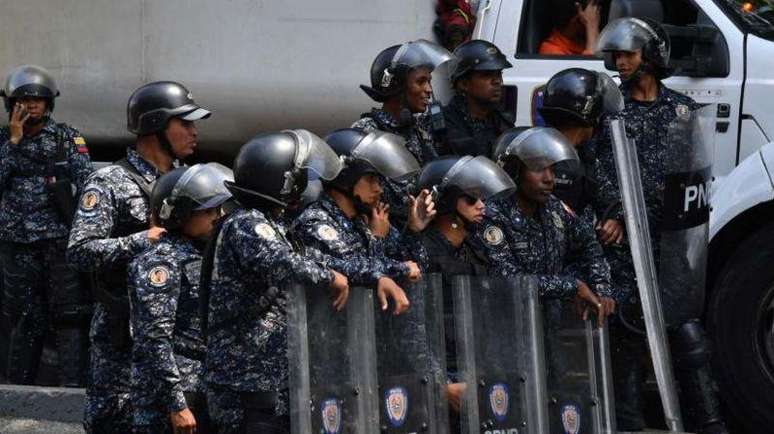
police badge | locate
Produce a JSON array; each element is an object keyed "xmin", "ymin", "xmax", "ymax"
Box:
[
  {"xmin": 80, "ymin": 190, "xmax": 100, "ymax": 211},
  {"xmin": 484, "ymin": 225, "xmax": 504, "ymax": 246},
  {"xmin": 321, "ymin": 398, "xmax": 342, "ymax": 434},
  {"xmin": 148, "ymin": 265, "xmax": 170, "ymax": 287},
  {"xmin": 385, "ymin": 386, "xmax": 408, "ymax": 427},
  {"xmin": 254, "ymin": 223, "xmax": 276, "ymax": 240},
  {"xmin": 489, "ymin": 382, "xmax": 509, "ymax": 422},
  {"xmin": 560, "ymin": 403, "xmax": 581, "ymax": 434},
  {"xmin": 676, "ymin": 104, "xmax": 691, "ymax": 121},
  {"xmin": 317, "ymin": 224, "xmax": 339, "ymax": 242}
]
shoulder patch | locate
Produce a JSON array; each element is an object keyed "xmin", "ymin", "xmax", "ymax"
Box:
[
  {"xmin": 551, "ymin": 211, "xmax": 564, "ymax": 229},
  {"xmin": 676, "ymin": 104, "xmax": 691, "ymax": 121},
  {"xmin": 254, "ymin": 223, "xmax": 276, "ymax": 240},
  {"xmin": 317, "ymin": 224, "xmax": 339, "ymax": 242},
  {"xmin": 148, "ymin": 265, "xmax": 170, "ymax": 287},
  {"xmin": 80, "ymin": 190, "xmax": 100, "ymax": 211},
  {"xmin": 483, "ymin": 225, "xmax": 504, "ymax": 246},
  {"xmin": 73, "ymin": 136, "xmax": 89, "ymax": 153}
]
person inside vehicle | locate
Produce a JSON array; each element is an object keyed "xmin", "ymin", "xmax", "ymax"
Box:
[{"xmin": 539, "ymin": 0, "xmax": 602, "ymax": 56}]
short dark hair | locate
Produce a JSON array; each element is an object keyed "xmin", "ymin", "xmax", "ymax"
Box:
[{"xmin": 550, "ymin": 0, "xmax": 582, "ymax": 30}]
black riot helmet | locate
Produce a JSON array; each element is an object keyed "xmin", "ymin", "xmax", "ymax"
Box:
[
  {"xmin": 538, "ymin": 68, "xmax": 624, "ymax": 127},
  {"xmin": 491, "ymin": 126, "xmax": 531, "ymax": 162},
  {"xmin": 152, "ymin": 163, "xmax": 234, "ymax": 230},
  {"xmin": 324, "ymin": 128, "xmax": 420, "ymax": 193},
  {"xmin": 127, "ymin": 81, "xmax": 211, "ymax": 136},
  {"xmin": 449, "ymin": 40, "xmax": 512, "ymax": 84},
  {"xmin": 596, "ymin": 17, "xmax": 673, "ymax": 80},
  {"xmin": 492, "ymin": 126, "xmax": 579, "ymax": 181},
  {"xmin": 417, "ymin": 155, "xmax": 516, "ymax": 215},
  {"xmin": 226, "ymin": 129, "xmax": 343, "ymax": 210},
  {"xmin": 360, "ymin": 39, "xmax": 454, "ymax": 102},
  {"xmin": 0, "ymin": 64, "xmax": 60, "ymax": 113}
]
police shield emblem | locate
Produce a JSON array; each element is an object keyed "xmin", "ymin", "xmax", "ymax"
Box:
[
  {"xmin": 484, "ymin": 225, "xmax": 504, "ymax": 246},
  {"xmin": 148, "ymin": 265, "xmax": 170, "ymax": 287},
  {"xmin": 80, "ymin": 190, "xmax": 99, "ymax": 211},
  {"xmin": 321, "ymin": 398, "xmax": 342, "ymax": 434},
  {"xmin": 560, "ymin": 403, "xmax": 581, "ymax": 434},
  {"xmin": 489, "ymin": 382, "xmax": 510, "ymax": 422},
  {"xmin": 385, "ymin": 386, "xmax": 409, "ymax": 427}
]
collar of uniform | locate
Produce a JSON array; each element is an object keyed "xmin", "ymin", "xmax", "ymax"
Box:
[
  {"xmin": 126, "ymin": 147, "xmax": 163, "ymax": 183},
  {"xmin": 40, "ymin": 117, "xmax": 60, "ymax": 136},
  {"xmin": 449, "ymin": 94, "xmax": 495, "ymax": 129},
  {"xmin": 317, "ymin": 191, "xmax": 357, "ymax": 229},
  {"xmin": 621, "ymin": 81, "xmax": 669, "ymax": 105},
  {"xmin": 160, "ymin": 231, "xmax": 200, "ymax": 255},
  {"xmin": 426, "ymin": 226, "xmax": 461, "ymax": 254},
  {"xmin": 369, "ymin": 108, "xmax": 401, "ymax": 130}
]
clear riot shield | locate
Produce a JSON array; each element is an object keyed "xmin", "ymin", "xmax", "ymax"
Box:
[
  {"xmin": 543, "ymin": 299, "xmax": 616, "ymax": 434},
  {"xmin": 453, "ymin": 274, "xmax": 548, "ymax": 434},
  {"xmin": 373, "ymin": 274, "xmax": 449, "ymax": 434},
  {"xmin": 288, "ymin": 283, "xmax": 378, "ymax": 434},
  {"xmin": 658, "ymin": 104, "xmax": 715, "ymax": 326}
]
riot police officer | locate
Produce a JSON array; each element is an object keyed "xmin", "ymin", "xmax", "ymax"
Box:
[
  {"xmin": 67, "ymin": 81, "xmax": 211, "ymax": 433},
  {"xmin": 294, "ymin": 128, "xmax": 438, "ymax": 314},
  {"xmin": 353, "ymin": 40, "xmax": 453, "ymax": 224},
  {"xmin": 594, "ymin": 18, "xmax": 728, "ymax": 433},
  {"xmin": 129, "ymin": 163, "xmax": 233, "ymax": 434},
  {"xmin": 437, "ymin": 40, "xmax": 513, "ymax": 157},
  {"xmin": 538, "ymin": 68, "xmax": 623, "ymax": 216},
  {"xmin": 481, "ymin": 127, "xmax": 616, "ymax": 323},
  {"xmin": 203, "ymin": 130, "xmax": 350, "ymax": 433},
  {"xmin": 413, "ymin": 155, "xmax": 516, "ymax": 429},
  {"xmin": 0, "ymin": 65, "xmax": 93, "ymax": 385}
]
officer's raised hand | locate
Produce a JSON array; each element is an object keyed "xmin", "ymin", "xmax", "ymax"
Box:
[
  {"xmin": 169, "ymin": 407, "xmax": 196, "ymax": 434},
  {"xmin": 370, "ymin": 201, "xmax": 391, "ymax": 238},
  {"xmin": 377, "ymin": 276, "xmax": 410, "ymax": 315},
  {"xmin": 575, "ymin": 279, "xmax": 612, "ymax": 328},
  {"xmin": 408, "ymin": 189, "xmax": 437, "ymax": 232},
  {"xmin": 329, "ymin": 270, "xmax": 350, "ymax": 311},
  {"xmin": 8, "ymin": 102, "xmax": 31, "ymax": 145},
  {"xmin": 596, "ymin": 218, "xmax": 624, "ymax": 245},
  {"xmin": 147, "ymin": 225, "xmax": 167, "ymax": 243}
]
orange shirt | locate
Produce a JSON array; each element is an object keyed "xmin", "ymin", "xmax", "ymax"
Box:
[{"xmin": 538, "ymin": 29, "xmax": 593, "ymax": 56}]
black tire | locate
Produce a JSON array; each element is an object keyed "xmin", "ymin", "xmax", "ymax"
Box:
[{"xmin": 708, "ymin": 222, "xmax": 774, "ymax": 432}]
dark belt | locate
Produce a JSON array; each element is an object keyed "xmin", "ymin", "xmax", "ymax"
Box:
[{"xmin": 239, "ymin": 391, "xmax": 279, "ymax": 410}]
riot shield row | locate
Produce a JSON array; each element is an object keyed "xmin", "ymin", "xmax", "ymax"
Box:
[{"xmin": 288, "ymin": 274, "xmax": 616, "ymax": 434}]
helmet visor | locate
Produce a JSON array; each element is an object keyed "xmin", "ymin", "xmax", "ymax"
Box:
[
  {"xmin": 288, "ymin": 129, "xmax": 343, "ymax": 181},
  {"xmin": 505, "ymin": 127, "xmax": 579, "ymax": 171},
  {"xmin": 596, "ymin": 18, "xmax": 658, "ymax": 54},
  {"xmin": 445, "ymin": 156, "xmax": 516, "ymax": 201},
  {"xmin": 352, "ymin": 131, "xmax": 420, "ymax": 181},
  {"xmin": 171, "ymin": 163, "xmax": 234, "ymax": 210},
  {"xmin": 597, "ymin": 72, "xmax": 624, "ymax": 115},
  {"xmin": 392, "ymin": 39, "xmax": 455, "ymax": 72}
]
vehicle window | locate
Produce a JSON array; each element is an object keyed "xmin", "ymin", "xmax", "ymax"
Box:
[
  {"xmin": 515, "ymin": 0, "xmax": 729, "ymax": 77},
  {"xmin": 516, "ymin": 0, "xmax": 611, "ymax": 57},
  {"xmin": 715, "ymin": 0, "xmax": 774, "ymax": 41}
]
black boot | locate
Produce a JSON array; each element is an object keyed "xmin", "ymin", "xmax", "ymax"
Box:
[{"xmin": 671, "ymin": 320, "xmax": 728, "ymax": 434}]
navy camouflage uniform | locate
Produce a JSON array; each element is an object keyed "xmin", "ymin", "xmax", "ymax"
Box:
[
  {"xmin": 205, "ymin": 208, "xmax": 334, "ymax": 433},
  {"xmin": 593, "ymin": 83, "xmax": 700, "ymax": 305},
  {"xmin": 352, "ymin": 109, "xmax": 437, "ymax": 224},
  {"xmin": 437, "ymin": 94, "xmax": 512, "ymax": 157},
  {"xmin": 293, "ymin": 191, "xmax": 410, "ymax": 286},
  {"xmin": 0, "ymin": 118, "xmax": 93, "ymax": 385},
  {"xmin": 67, "ymin": 147, "xmax": 163, "ymax": 433},
  {"xmin": 592, "ymin": 83, "xmax": 704, "ymax": 429},
  {"xmin": 128, "ymin": 233, "xmax": 208, "ymax": 433},
  {"xmin": 476, "ymin": 195, "xmax": 613, "ymax": 299}
]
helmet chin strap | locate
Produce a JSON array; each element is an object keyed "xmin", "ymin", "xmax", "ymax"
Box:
[{"xmin": 156, "ymin": 130, "xmax": 178, "ymax": 160}]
